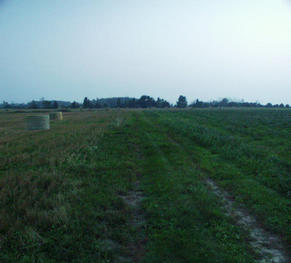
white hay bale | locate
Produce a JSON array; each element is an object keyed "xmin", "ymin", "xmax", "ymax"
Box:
[
  {"xmin": 26, "ymin": 115, "xmax": 50, "ymax": 130},
  {"xmin": 49, "ymin": 112, "xmax": 63, "ymax": 120}
]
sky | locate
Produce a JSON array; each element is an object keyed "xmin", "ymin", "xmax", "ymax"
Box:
[{"xmin": 0, "ymin": 0, "xmax": 291, "ymax": 104}]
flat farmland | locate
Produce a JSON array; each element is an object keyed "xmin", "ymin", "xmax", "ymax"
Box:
[{"xmin": 0, "ymin": 109, "xmax": 290, "ymax": 263}]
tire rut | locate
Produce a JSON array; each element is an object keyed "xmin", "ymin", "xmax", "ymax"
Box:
[
  {"xmin": 119, "ymin": 181, "xmax": 146, "ymax": 263},
  {"xmin": 206, "ymin": 178, "xmax": 289, "ymax": 263},
  {"xmin": 163, "ymin": 127, "xmax": 289, "ymax": 263}
]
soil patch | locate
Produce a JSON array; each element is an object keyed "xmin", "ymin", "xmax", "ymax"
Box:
[
  {"xmin": 119, "ymin": 181, "xmax": 146, "ymax": 262},
  {"xmin": 206, "ymin": 179, "xmax": 289, "ymax": 263}
]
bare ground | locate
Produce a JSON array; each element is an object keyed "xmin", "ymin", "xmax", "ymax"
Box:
[
  {"xmin": 119, "ymin": 181, "xmax": 146, "ymax": 263},
  {"xmin": 206, "ymin": 178, "xmax": 289, "ymax": 263}
]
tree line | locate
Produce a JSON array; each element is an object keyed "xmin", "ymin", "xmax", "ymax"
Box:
[
  {"xmin": 81, "ymin": 96, "xmax": 171, "ymax": 109},
  {"xmin": 189, "ymin": 98, "xmax": 290, "ymax": 108},
  {"xmin": 1, "ymin": 95, "xmax": 290, "ymax": 109}
]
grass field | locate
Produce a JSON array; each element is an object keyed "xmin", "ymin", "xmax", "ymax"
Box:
[{"xmin": 0, "ymin": 109, "xmax": 290, "ymax": 263}]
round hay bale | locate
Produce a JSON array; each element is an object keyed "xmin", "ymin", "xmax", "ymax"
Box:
[
  {"xmin": 26, "ymin": 115, "xmax": 50, "ymax": 130},
  {"xmin": 49, "ymin": 112, "xmax": 63, "ymax": 120}
]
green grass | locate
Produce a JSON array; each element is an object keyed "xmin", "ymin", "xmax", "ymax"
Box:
[
  {"xmin": 144, "ymin": 109, "xmax": 291, "ymax": 246},
  {"xmin": 131, "ymin": 113, "xmax": 256, "ymax": 262},
  {"xmin": 0, "ymin": 108, "xmax": 290, "ymax": 262}
]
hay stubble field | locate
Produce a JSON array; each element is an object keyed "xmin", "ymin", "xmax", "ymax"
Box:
[{"xmin": 0, "ymin": 109, "xmax": 290, "ymax": 263}]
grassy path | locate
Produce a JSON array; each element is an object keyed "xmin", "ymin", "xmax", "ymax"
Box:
[
  {"xmin": 149, "ymin": 111, "xmax": 291, "ymax": 246},
  {"xmin": 140, "ymin": 110, "xmax": 290, "ymax": 262},
  {"xmin": 131, "ymin": 112, "xmax": 256, "ymax": 262}
]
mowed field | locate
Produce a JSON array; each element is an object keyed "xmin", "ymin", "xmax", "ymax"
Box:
[{"xmin": 0, "ymin": 109, "xmax": 290, "ymax": 263}]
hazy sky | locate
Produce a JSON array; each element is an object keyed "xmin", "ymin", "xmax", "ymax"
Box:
[{"xmin": 1, "ymin": 0, "xmax": 291, "ymax": 104}]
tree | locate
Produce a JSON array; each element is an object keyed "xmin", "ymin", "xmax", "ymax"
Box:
[
  {"xmin": 28, "ymin": 100, "xmax": 39, "ymax": 109},
  {"xmin": 176, "ymin": 95, "xmax": 187, "ymax": 108},
  {"xmin": 116, "ymin": 98, "xmax": 121, "ymax": 108},
  {"xmin": 83, "ymin": 97, "xmax": 92, "ymax": 108},
  {"xmin": 156, "ymin": 97, "xmax": 170, "ymax": 108},
  {"xmin": 71, "ymin": 101, "xmax": 79, "ymax": 108},
  {"xmin": 42, "ymin": 100, "xmax": 51, "ymax": 109},
  {"xmin": 95, "ymin": 101, "xmax": 102, "ymax": 108},
  {"xmin": 266, "ymin": 103, "xmax": 273, "ymax": 108},
  {"xmin": 52, "ymin": 101, "xmax": 58, "ymax": 109},
  {"xmin": 138, "ymin": 95, "xmax": 156, "ymax": 108},
  {"xmin": 190, "ymin": 99, "xmax": 204, "ymax": 108},
  {"xmin": 219, "ymin": 98, "xmax": 229, "ymax": 107},
  {"xmin": 127, "ymin": 99, "xmax": 138, "ymax": 108},
  {"xmin": 3, "ymin": 101, "xmax": 10, "ymax": 109}
]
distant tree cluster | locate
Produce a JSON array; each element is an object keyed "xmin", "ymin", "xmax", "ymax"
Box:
[
  {"xmin": 0, "ymin": 96, "xmax": 290, "ymax": 110},
  {"xmin": 189, "ymin": 98, "xmax": 290, "ymax": 109},
  {"xmin": 27, "ymin": 100, "xmax": 59, "ymax": 109},
  {"xmin": 81, "ymin": 96, "xmax": 171, "ymax": 109},
  {"xmin": 0, "ymin": 99, "xmax": 69, "ymax": 109}
]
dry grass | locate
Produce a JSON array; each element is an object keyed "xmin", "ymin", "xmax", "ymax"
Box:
[{"xmin": 0, "ymin": 109, "xmax": 129, "ymax": 257}]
